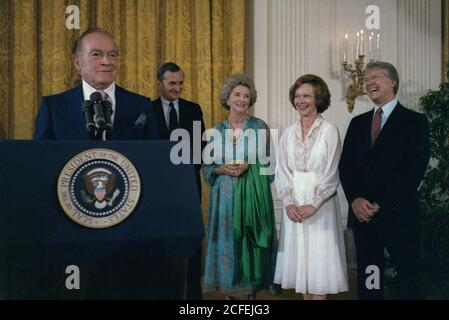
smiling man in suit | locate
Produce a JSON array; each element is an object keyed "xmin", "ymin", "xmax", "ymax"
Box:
[
  {"xmin": 34, "ymin": 27, "xmax": 158, "ymax": 140},
  {"xmin": 153, "ymin": 62, "xmax": 206, "ymax": 197},
  {"xmin": 32, "ymin": 27, "xmax": 159, "ymax": 299},
  {"xmin": 153, "ymin": 62, "xmax": 205, "ymax": 300},
  {"xmin": 339, "ymin": 61, "xmax": 430, "ymax": 299}
]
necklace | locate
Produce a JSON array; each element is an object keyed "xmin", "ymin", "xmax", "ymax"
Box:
[{"xmin": 228, "ymin": 115, "xmax": 245, "ymax": 145}]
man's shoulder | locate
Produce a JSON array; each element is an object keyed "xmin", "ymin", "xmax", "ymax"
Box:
[
  {"xmin": 179, "ymin": 98, "xmax": 203, "ymax": 116},
  {"xmin": 396, "ymin": 102, "xmax": 427, "ymax": 119},
  {"xmin": 42, "ymin": 85, "xmax": 81, "ymax": 101},
  {"xmin": 349, "ymin": 109, "xmax": 373, "ymax": 124},
  {"xmin": 179, "ymin": 98, "xmax": 201, "ymax": 108},
  {"xmin": 152, "ymin": 96, "xmax": 162, "ymax": 103}
]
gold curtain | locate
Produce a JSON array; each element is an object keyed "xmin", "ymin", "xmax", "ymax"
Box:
[
  {"xmin": 0, "ymin": 0, "xmax": 246, "ymax": 140},
  {"xmin": 443, "ymin": 0, "xmax": 448, "ymax": 81}
]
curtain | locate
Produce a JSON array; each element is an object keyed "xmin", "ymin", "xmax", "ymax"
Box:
[
  {"xmin": 443, "ymin": 0, "xmax": 448, "ymax": 81},
  {"xmin": 0, "ymin": 0, "xmax": 246, "ymax": 140}
]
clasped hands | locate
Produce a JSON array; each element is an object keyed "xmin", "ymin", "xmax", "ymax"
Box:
[
  {"xmin": 286, "ymin": 204, "xmax": 317, "ymax": 223},
  {"xmin": 351, "ymin": 197, "xmax": 380, "ymax": 223},
  {"xmin": 215, "ymin": 162, "xmax": 249, "ymax": 177}
]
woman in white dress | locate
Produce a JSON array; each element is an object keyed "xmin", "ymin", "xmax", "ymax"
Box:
[{"xmin": 274, "ymin": 74, "xmax": 348, "ymax": 300}]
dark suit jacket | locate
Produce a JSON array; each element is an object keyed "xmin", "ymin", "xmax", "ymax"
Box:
[
  {"xmin": 339, "ymin": 102, "xmax": 430, "ymax": 229},
  {"xmin": 34, "ymin": 84, "xmax": 159, "ymax": 140},
  {"xmin": 152, "ymin": 97, "xmax": 205, "ymax": 195}
]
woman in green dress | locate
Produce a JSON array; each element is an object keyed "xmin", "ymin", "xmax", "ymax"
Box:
[{"xmin": 202, "ymin": 73, "xmax": 277, "ymax": 299}]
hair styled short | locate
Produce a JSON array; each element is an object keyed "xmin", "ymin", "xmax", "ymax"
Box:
[
  {"xmin": 71, "ymin": 27, "xmax": 116, "ymax": 57},
  {"xmin": 156, "ymin": 62, "xmax": 182, "ymax": 81},
  {"xmin": 289, "ymin": 74, "xmax": 331, "ymax": 113},
  {"xmin": 220, "ymin": 73, "xmax": 257, "ymax": 110},
  {"xmin": 364, "ymin": 61, "xmax": 400, "ymax": 95}
]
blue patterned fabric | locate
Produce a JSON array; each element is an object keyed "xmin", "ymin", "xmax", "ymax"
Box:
[{"xmin": 202, "ymin": 116, "xmax": 276, "ymax": 296}]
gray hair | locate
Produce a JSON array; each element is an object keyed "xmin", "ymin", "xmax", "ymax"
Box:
[
  {"xmin": 364, "ymin": 61, "xmax": 400, "ymax": 94},
  {"xmin": 220, "ymin": 73, "xmax": 257, "ymax": 110},
  {"xmin": 72, "ymin": 27, "xmax": 116, "ymax": 57}
]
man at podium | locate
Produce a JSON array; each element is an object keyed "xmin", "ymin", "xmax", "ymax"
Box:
[
  {"xmin": 33, "ymin": 27, "xmax": 159, "ymax": 141},
  {"xmin": 27, "ymin": 27, "xmax": 165, "ymax": 299}
]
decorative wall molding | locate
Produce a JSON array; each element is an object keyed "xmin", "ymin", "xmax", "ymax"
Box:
[{"xmin": 397, "ymin": 0, "xmax": 442, "ymax": 108}]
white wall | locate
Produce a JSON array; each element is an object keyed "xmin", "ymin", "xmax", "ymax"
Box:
[{"xmin": 249, "ymin": 0, "xmax": 442, "ymax": 227}]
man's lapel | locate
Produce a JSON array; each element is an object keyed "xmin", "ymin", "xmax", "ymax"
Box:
[
  {"xmin": 178, "ymin": 99, "xmax": 189, "ymax": 130},
  {"xmin": 153, "ymin": 97, "xmax": 170, "ymax": 139},
  {"xmin": 57, "ymin": 85, "xmax": 88, "ymax": 139},
  {"xmin": 113, "ymin": 85, "xmax": 125, "ymax": 139},
  {"xmin": 364, "ymin": 110, "xmax": 374, "ymax": 148}
]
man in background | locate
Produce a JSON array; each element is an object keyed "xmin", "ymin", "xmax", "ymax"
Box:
[{"xmin": 153, "ymin": 62, "xmax": 205, "ymax": 299}]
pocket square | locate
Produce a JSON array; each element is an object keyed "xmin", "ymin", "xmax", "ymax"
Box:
[{"xmin": 134, "ymin": 113, "xmax": 146, "ymax": 128}]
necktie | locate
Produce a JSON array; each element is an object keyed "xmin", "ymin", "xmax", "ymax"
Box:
[
  {"xmin": 168, "ymin": 102, "xmax": 178, "ymax": 132},
  {"xmin": 371, "ymin": 108, "xmax": 382, "ymax": 146}
]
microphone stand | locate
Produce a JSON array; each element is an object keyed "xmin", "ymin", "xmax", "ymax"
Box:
[
  {"xmin": 82, "ymin": 100, "xmax": 101, "ymax": 140},
  {"xmin": 103, "ymin": 100, "xmax": 113, "ymax": 141}
]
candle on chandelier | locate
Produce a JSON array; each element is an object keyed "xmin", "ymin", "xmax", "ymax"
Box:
[
  {"xmin": 343, "ymin": 33, "xmax": 349, "ymax": 62},
  {"xmin": 360, "ymin": 30, "xmax": 364, "ymax": 56},
  {"xmin": 376, "ymin": 33, "xmax": 381, "ymax": 60}
]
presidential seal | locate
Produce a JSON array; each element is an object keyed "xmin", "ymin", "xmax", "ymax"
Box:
[{"xmin": 57, "ymin": 148, "xmax": 141, "ymax": 228}]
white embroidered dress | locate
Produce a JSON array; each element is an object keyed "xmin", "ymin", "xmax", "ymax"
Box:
[{"xmin": 274, "ymin": 116, "xmax": 348, "ymax": 294}]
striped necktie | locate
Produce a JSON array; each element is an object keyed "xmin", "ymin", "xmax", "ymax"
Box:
[{"xmin": 371, "ymin": 108, "xmax": 382, "ymax": 146}]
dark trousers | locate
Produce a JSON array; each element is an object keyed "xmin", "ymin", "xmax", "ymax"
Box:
[
  {"xmin": 186, "ymin": 172, "xmax": 203, "ymax": 300},
  {"xmin": 352, "ymin": 217, "xmax": 423, "ymax": 300},
  {"xmin": 185, "ymin": 244, "xmax": 202, "ymax": 300}
]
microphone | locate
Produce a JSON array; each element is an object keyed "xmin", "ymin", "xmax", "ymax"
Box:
[
  {"xmin": 103, "ymin": 99, "xmax": 113, "ymax": 140},
  {"xmin": 90, "ymin": 92, "xmax": 105, "ymax": 128},
  {"xmin": 82, "ymin": 100, "xmax": 95, "ymax": 133},
  {"xmin": 103, "ymin": 100, "xmax": 113, "ymax": 129}
]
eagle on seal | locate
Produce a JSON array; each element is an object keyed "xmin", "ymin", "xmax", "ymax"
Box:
[{"xmin": 81, "ymin": 168, "xmax": 119, "ymax": 209}]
